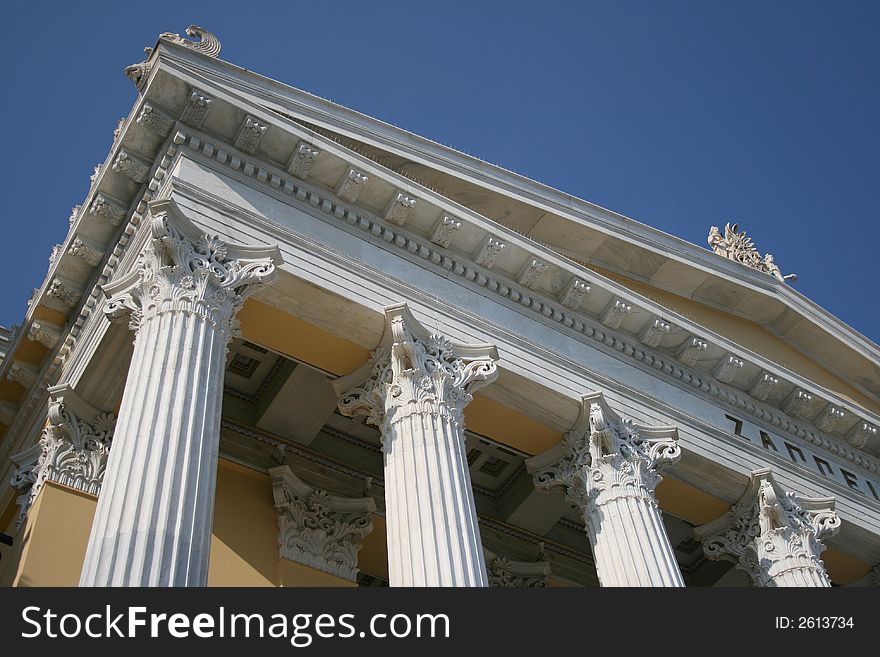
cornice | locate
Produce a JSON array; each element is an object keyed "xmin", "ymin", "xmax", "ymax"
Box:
[
  {"xmin": 153, "ymin": 42, "xmax": 880, "ymax": 385},
  {"xmin": 164, "ymin": 120, "xmax": 880, "ymax": 467}
]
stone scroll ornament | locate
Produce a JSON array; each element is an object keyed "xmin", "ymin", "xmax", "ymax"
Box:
[
  {"xmin": 270, "ymin": 465, "xmax": 376, "ymax": 581},
  {"xmin": 336, "ymin": 305, "xmax": 499, "ymax": 435},
  {"xmin": 103, "ymin": 200, "xmax": 278, "ymax": 341},
  {"xmin": 527, "ymin": 392, "xmax": 685, "ymax": 586},
  {"xmin": 125, "ymin": 25, "xmax": 221, "ymax": 89},
  {"xmin": 695, "ymin": 468, "xmax": 840, "ymax": 587},
  {"xmin": 9, "ymin": 385, "xmax": 115, "ymax": 527},
  {"xmin": 707, "ymin": 223, "xmax": 797, "ymax": 283}
]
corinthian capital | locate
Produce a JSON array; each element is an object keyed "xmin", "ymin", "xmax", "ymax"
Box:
[
  {"xmin": 695, "ymin": 469, "xmax": 841, "ymax": 587},
  {"xmin": 100, "ymin": 199, "xmax": 282, "ymax": 337},
  {"xmin": 333, "ymin": 304, "xmax": 499, "ymax": 432},
  {"xmin": 269, "ymin": 465, "xmax": 375, "ymax": 581},
  {"xmin": 526, "ymin": 392, "xmax": 680, "ymax": 510},
  {"xmin": 9, "ymin": 384, "xmax": 115, "ymax": 527}
]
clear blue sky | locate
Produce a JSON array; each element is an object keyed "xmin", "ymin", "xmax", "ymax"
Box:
[{"xmin": 1, "ymin": 1, "xmax": 878, "ymax": 341}]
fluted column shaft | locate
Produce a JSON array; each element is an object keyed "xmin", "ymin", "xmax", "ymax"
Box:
[
  {"xmin": 384, "ymin": 406, "xmax": 485, "ymax": 586},
  {"xmin": 79, "ymin": 199, "xmax": 279, "ymax": 586},
  {"xmin": 80, "ymin": 307, "xmax": 226, "ymax": 586},
  {"xmin": 584, "ymin": 454, "xmax": 684, "ymax": 586},
  {"xmin": 336, "ymin": 304, "xmax": 498, "ymax": 587},
  {"xmin": 528, "ymin": 392, "xmax": 684, "ymax": 587}
]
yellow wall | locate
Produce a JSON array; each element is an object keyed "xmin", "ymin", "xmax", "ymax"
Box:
[{"xmin": 1, "ymin": 483, "xmax": 96, "ymax": 587}]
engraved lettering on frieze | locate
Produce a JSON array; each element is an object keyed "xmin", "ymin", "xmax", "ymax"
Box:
[
  {"xmin": 749, "ymin": 371, "xmax": 779, "ymax": 401},
  {"xmin": 559, "ymin": 277, "xmax": 590, "ymax": 311},
  {"xmin": 600, "ymin": 298, "xmax": 631, "ymax": 330},
  {"xmin": 337, "ymin": 167, "xmax": 369, "ymax": 203},
  {"xmin": 517, "ymin": 258, "xmax": 549, "ymax": 290},
  {"xmin": 723, "ymin": 413, "xmax": 880, "ymax": 500},
  {"xmin": 713, "ymin": 354, "xmax": 744, "ymax": 384},
  {"xmin": 474, "ymin": 235, "xmax": 506, "ymax": 269},
  {"xmin": 180, "ymin": 89, "xmax": 214, "ymax": 129},
  {"xmin": 782, "ymin": 389, "xmax": 813, "ymax": 418},
  {"xmin": 137, "ymin": 103, "xmax": 175, "ymax": 136},
  {"xmin": 233, "ymin": 114, "xmax": 268, "ymax": 155},
  {"xmin": 384, "ymin": 191, "xmax": 417, "ymax": 226},
  {"xmin": 639, "ymin": 318, "xmax": 671, "ymax": 348},
  {"xmin": 112, "ymin": 150, "xmax": 150, "ymax": 183},
  {"xmin": 676, "ymin": 337, "xmax": 707, "ymax": 367},
  {"xmin": 287, "ymin": 140, "xmax": 321, "ymax": 179},
  {"xmin": 429, "ymin": 214, "xmax": 462, "ymax": 248}
]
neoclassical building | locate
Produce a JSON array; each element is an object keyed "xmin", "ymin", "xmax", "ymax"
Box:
[{"xmin": 0, "ymin": 27, "xmax": 878, "ymax": 587}]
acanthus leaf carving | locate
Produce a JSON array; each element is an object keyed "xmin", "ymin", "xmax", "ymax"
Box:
[
  {"xmin": 269, "ymin": 465, "xmax": 375, "ymax": 581},
  {"xmin": 676, "ymin": 337, "xmax": 707, "ymax": 367},
  {"xmin": 287, "ymin": 140, "xmax": 321, "ymax": 179},
  {"xmin": 749, "ymin": 371, "xmax": 779, "ymax": 401},
  {"xmin": 180, "ymin": 89, "xmax": 214, "ymax": 129},
  {"xmin": 90, "ymin": 192, "xmax": 129, "ymax": 226},
  {"xmin": 527, "ymin": 392, "xmax": 680, "ymax": 515},
  {"xmin": 9, "ymin": 385, "xmax": 115, "ymax": 527},
  {"xmin": 384, "ymin": 191, "xmax": 417, "ymax": 226},
  {"xmin": 600, "ymin": 299, "xmax": 631, "ymax": 330},
  {"xmin": 336, "ymin": 167, "xmax": 369, "ymax": 203},
  {"xmin": 233, "ymin": 114, "xmax": 268, "ymax": 155},
  {"xmin": 474, "ymin": 235, "xmax": 506, "ymax": 269},
  {"xmin": 517, "ymin": 258, "xmax": 549, "ymax": 290},
  {"xmin": 713, "ymin": 354, "xmax": 744, "ymax": 384},
  {"xmin": 559, "ymin": 277, "xmax": 590, "ymax": 311},
  {"xmin": 429, "ymin": 214, "xmax": 462, "ymax": 248},
  {"xmin": 639, "ymin": 318, "xmax": 671, "ymax": 348},
  {"xmin": 101, "ymin": 199, "xmax": 279, "ymax": 338},
  {"xmin": 27, "ymin": 320, "xmax": 62, "ymax": 349},
  {"xmin": 112, "ymin": 150, "xmax": 150, "ymax": 183},
  {"xmin": 335, "ymin": 304, "xmax": 498, "ymax": 434},
  {"xmin": 137, "ymin": 103, "xmax": 174, "ymax": 136},
  {"xmin": 484, "ymin": 546, "xmax": 550, "ymax": 587},
  {"xmin": 695, "ymin": 468, "xmax": 840, "ymax": 587}
]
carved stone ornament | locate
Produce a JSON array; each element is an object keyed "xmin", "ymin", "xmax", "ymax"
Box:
[
  {"xmin": 27, "ymin": 320, "xmax": 63, "ymax": 349},
  {"xmin": 90, "ymin": 192, "xmax": 128, "ymax": 226},
  {"xmin": 384, "ymin": 191, "xmax": 417, "ymax": 226},
  {"xmin": 336, "ymin": 167, "xmax": 369, "ymax": 203},
  {"xmin": 101, "ymin": 199, "xmax": 279, "ymax": 339},
  {"xmin": 335, "ymin": 304, "xmax": 499, "ymax": 435},
  {"xmin": 180, "ymin": 89, "xmax": 214, "ymax": 129},
  {"xmin": 600, "ymin": 298, "xmax": 631, "ymax": 330},
  {"xmin": 233, "ymin": 115, "xmax": 268, "ymax": 155},
  {"xmin": 484, "ymin": 546, "xmax": 550, "ymax": 587},
  {"xmin": 695, "ymin": 468, "xmax": 840, "ymax": 587},
  {"xmin": 429, "ymin": 214, "xmax": 462, "ymax": 248},
  {"xmin": 559, "ymin": 277, "xmax": 590, "ymax": 310},
  {"xmin": 112, "ymin": 150, "xmax": 150, "ymax": 183},
  {"xmin": 137, "ymin": 103, "xmax": 174, "ymax": 136},
  {"xmin": 517, "ymin": 258, "xmax": 549, "ymax": 290},
  {"xmin": 9, "ymin": 384, "xmax": 115, "ymax": 527},
  {"xmin": 640, "ymin": 318, "xmax": 671, "ymax": 348},
  {"xmin": 527, "ymin": 392, "xmax": 680, "ymax": 512},
  {"xmin": 287, "ymin": 140, "xmax": 321, "ymax": 179},
  {"xmin": 269, "ymin": 465, "xmax": 375, "ymax": 581},
  {"xmin": 707, "ymin": 223, "xmax": 797, "ymax": 283},
  {"xmin": 125, "ymin": 26, "xmax": 221, "ymax": 90},
  {"xmin": 474, "ymin": 235, "xmax": 506, "ymax": 269}
]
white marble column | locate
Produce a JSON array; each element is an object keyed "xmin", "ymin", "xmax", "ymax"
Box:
[
  {"xmin": 695, "ymin": 468, "xmax": 840, "ymax": 587},
  {"xmin": 526, "ymin": 392, "xmax": 685, "ymax": 587},
  {"xmin": 79, "ymin": 199, "xmax": 280, "ymax": 586},
  {"xmin": 334, "ymin": 304, "xmax": 498, "ymax": 587}
]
